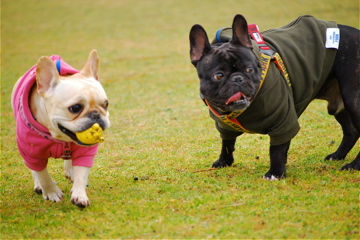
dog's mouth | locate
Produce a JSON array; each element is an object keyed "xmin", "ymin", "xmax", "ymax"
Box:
[
  {"xmin": 225, "ymin": 92, "xmax": 250, "ymax": 106},
  {"xmin": 58, "ymin": 124, "xmax": 94, "ymax": 146},
  {"xmin": 222, "ymin": 92, "xmax": 251, "ymax": 112},
  {"xmin": 204, "ymin": 91, "xmax": 252, "ymax": 114}
]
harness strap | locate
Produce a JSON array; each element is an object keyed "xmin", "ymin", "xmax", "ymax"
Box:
[
  {"xmin": 272, "ymin": 52, "xmax": 292, "ymax": 90},
  {"xmin": 248, "ymin": 23, "xmax": 292, "ymax": 90},
  {"xmin": 206, "ymin": 98, "xmax": 252, "ymax": 133},
  {"xmin": 248, "ymin": 24, "xmax": 274, "ymax": 55}
]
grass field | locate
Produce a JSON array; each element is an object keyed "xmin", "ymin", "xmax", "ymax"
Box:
[{"xmin": 1, "ymin": 0, "xmax": 359, "ymax": 239}]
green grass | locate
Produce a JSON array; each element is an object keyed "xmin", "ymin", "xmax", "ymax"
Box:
[{"xmin": 1, "ymin": 0, "xmax": 359, "ymax": 239}]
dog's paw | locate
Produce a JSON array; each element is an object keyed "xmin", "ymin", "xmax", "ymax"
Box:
[
  {"xmin": 212, "ymin": 157, "xmax": 233, "ymax": 168},
  {"xmin": 262, "ymin": 175, "xmax": 280, "ymax": 181},
  {"xmin": 212, "ymin": 160, "xmax": 227, "ymax": 168},
  {"xmin": 340, "ymin": 162, "xmax": 360, "ymax": 171},
  {"xmin": 71, "ymin": 190, "xmax": 90, "ymax": 208},
  {"xmin": 325, "ymin": 152, "xmax": 346, "ymax": 161},
  {"xmin": 42, "ymin": 185, "xmax": 64, "ymax": 202},
  {"xmin": 263, "ymin": 171, "xmax": 286, "ymax": 180},
  {"xmin": 34, "ymin": 187, "xmax": 43, "ymax": 195}
]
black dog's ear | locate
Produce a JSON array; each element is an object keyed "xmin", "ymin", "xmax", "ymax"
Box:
[
  {"xmin": 190, "ymin": 24, "xmax": 211, "ymax": 65},
  {"xmin": 231, "ymin": 14, "xmax": 253, "ymax": 49}
]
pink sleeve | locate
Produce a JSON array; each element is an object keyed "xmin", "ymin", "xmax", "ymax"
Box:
[{"xmin": 19, "ymin": 145, "xmax": 49, "ymax": 171}]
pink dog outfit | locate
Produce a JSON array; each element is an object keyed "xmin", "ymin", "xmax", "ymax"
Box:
[{"xmin": 13, "ymin": 55, "xmax": 99, "ymax": 171}]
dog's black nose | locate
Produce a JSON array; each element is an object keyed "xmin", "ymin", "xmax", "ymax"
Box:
[
  {"xmin": 232, "ymin": 75, "xmax": 244, "ymax": 82},
  {"xmin": 87, "ymin": 111, "xmax": 101, "ymax": 120}
]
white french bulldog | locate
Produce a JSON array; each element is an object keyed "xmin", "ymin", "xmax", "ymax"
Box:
[{"xmin": 11, "ymin": 50, "xmax": 110, "ymax": 208}]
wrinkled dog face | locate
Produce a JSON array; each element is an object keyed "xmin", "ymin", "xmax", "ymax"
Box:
[
  {"xmin": 190, "ymin": 15, "xmax": 261, "ymax": 114},
  {"xmin": 46, "ymin": 75, "xmax": 110, "ymax": 145},
  {"xmin": 35, "ymin": 50, "xmax": 110, "ymax": 146}
]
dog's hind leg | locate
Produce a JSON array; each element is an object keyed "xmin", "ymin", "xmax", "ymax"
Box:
[
  {"xmin": 32, "ymin": 170, "xmax": 43, "ymax": 195},
  {"xmin": 325, "ymin": 109, "xmax": 359, "ymax": 161},
  {"xmin": 329, "ymin": 25, "xmax": 360, "ymax": 170},
  {"xmin": 332, "ymin": 25, "xmax": 360, "ymax": 130},
  {"xmin": 64, "ymin": 160, "xmax": 74, "ymax": 182},
  {"xmin": 31, "ymin": 168, "xmax": 63, "ymax": 202}
]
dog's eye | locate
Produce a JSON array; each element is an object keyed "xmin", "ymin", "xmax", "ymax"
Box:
[
  {"xmin": 246, "ymin": 67, "xmax": 254, "ymax": 73},
  {"xmin": 213, "ymin": 73, "xmax": 224, "ymax": 80},
  {"xmin": 103, "ymin": 101, "xmax": 109, "ymax": 110},
  {"xmin": 69, "ymin": 104, "xmax": 83, "ymax": 114}
]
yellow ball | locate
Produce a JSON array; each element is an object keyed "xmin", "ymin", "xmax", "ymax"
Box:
[{"xmin": 76, "ymin": 123, "xmax": 104, "ymax": 144}]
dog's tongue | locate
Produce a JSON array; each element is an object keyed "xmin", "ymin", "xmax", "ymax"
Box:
[{"xmin": 226, "ymin": 92, "xmax": 245, "ymax": 105}]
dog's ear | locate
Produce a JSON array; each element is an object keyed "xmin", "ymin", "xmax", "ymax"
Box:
[
  {"xmin": 81, "ymin": 49, "xmax": 99, "ymax": 80},
  {"xmin": 190, "ymin": 24, "xmax": 211, "ymax": 65},
  {"xmin": 231, "ymin": 14, "xmax": 252, "ymax": 49},
  {"xmin": 36, "ymin": 56, "xmax": 61, "ymax": 95}
]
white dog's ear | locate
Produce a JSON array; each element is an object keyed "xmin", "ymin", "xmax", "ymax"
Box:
[
  {"xmin": 36, "ymin": 56, "xmax": 61, "ymax": 95},
  {"xmin": 81, "ymin": 49, "xmax": 99, "ymax": 80}
]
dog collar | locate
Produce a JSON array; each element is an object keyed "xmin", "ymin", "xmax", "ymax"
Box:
[{"xmin": 203, "ymin": 24, "xmax": 292, "ymax": 133}]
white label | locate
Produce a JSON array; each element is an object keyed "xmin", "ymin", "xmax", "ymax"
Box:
[
  {"xmin": 325, "ymin": 28, "xmax": 340, "ymax": 49},
  {"xmin": 252, "ymin": 33, "xmax": 263, "ymax": 43}
]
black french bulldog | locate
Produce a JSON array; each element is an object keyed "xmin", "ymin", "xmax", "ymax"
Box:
[{"xmin": 189, "ymin": 14, "xmax": 359, "ymax": 179}]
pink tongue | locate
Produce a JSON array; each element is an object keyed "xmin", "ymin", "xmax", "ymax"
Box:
[{"xmin": 226, "ymin": 92, "xmax": 245, "ymax": 105}]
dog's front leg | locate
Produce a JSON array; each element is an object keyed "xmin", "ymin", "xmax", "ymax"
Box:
[
  {"xmin": 263, "ymin": 141, "xmax": 290, "ymax": 180},
  {"xmin": 212, "ymin": 138, "xmax": 237, "ymax": 168},
  {"xmin": 31, "ymin": 167, "xmax": 63, "ymax": 202},
  {"xmin": 70, "ymin": 166, "xmax": 90, "ymax": 208}
]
